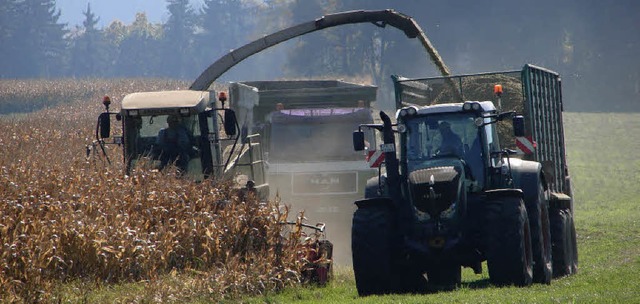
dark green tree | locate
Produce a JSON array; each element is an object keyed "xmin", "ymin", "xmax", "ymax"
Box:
[
  {"xmin": 2, "ymin": 0, "xmax": 67, "ymax": 77},
  {"xmin": 162, "ymin": 0, "xmax": 197, "ymax": 78},
  {"xmin": 0, "ymin": 0, "xmax": 19, "ymax": 77},
  {"xmin": 114, "ymin": 13, "xmax": 163, "ymax": 77},
  {"xmin": 69, "ymin": 3, "xmax": 106, "ymax": 77},
  {"xmin": 195, "ymin": 0, "xmax": 248, "ymax": 76},
  {"xmin": 283, "ymin": 0, "xmax": 328, "ymax": 77}
]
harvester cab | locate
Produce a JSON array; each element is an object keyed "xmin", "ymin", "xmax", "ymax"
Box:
[
  {"xmin": 88, "ymin": 90, "xmax": 268, "ymax": 198},
  {"xmin": 350, "ymin": 64, "xmax": 578, "ymax": 295}
]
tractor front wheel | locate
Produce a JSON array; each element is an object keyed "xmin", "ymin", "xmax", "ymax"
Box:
[
  {"xmin": 486, "ymin": 196, "xmax": 534, "ymax": 286},
  {"xmin": 352, "ymin": 198, "xmax": 395, "ymax": 296},
  {"xmin": 426, "ymin": 263, "xmax": 461, "ymax": 291}
]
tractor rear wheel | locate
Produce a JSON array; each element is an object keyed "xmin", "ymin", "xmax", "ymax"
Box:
[
  {"xmin": 352, "ymin": 198, "xmax": 394, "ymax": 296},
  {"xmin": 528, "ymin": 183, "xmax": 552, "ymax": 284},
  {"xmin": 486, "ymin": 196, "xmax": 534, "ymax": 286}
]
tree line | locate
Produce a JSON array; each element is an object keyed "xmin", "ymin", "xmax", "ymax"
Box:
[
  {"xmin": 1, "ymin": 0, "xmax": 638, "ymax": 111},
  {"xmin": 0, "ymin": 0, "xmax": 266, "ymax": 80}
]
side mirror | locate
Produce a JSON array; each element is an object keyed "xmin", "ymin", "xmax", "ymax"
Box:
[
  {"xmin": 513, "ymin": 115, "xmax": 525, "ymax": 137},
  {"xmin": 353, "ymin": 130, "xmax": 365, "ymax": 151},
  {"xmin": 223, "ymin": 109, "xmax": 237, "ymax": 136},
  {"xmin": 98, "ymin": 112, "xmax": 110, "ymax": 138}
]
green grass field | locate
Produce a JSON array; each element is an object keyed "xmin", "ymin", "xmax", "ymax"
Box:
[{"xmin": 53, "ymin": 112, "xmax": 640, "ymax": 303}]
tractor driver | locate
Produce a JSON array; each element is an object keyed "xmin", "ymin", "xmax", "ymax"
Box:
[
  {"xmin": 156, "ymin": 114, "xmax": 191, "ymax": 171},
  {"xmin": 436, "ymin": 121, "xmax": 464, "ymax": 157}
]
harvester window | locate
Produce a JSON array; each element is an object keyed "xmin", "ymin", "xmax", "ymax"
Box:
[{"xmin": 125, "ymin": 113, "xmax": 202, "ymax": 176}]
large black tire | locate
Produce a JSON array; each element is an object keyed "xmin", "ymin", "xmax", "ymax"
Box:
[
  {"xmin": 527, "ymin": 183, "xmax": 552, "ymax": 284},
  {"xmin": 426, "ymin": 263, "xmax": 461, "ymax": 291},
  {"xmin": 391, "ymin": 263, "xmax": 428, "ymax": 294},
  {"xmin": 352, "ymin": 198, "xmax": 394, "ymax": 296},
  {"xmin": 549, "ymin": 207, "xmax": 573, "ymax": 277},
  {"xmin": 486, "ymin": 196, "xmax": 534, "ymax": 286}
]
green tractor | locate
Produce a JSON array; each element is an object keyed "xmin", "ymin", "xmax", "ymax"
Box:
[{"xmin": 351, "ymin": 64, "xmax": 578, "ymax": 295}]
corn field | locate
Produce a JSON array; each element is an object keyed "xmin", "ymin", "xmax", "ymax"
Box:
[{"xmin": 0, "ymin": 79, "xmax": 323, "ymax": 302}]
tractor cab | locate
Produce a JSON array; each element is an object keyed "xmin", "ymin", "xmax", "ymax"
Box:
[{"xmin": 397, "ymin": 101, "xmax": 514, "ymax": 192}]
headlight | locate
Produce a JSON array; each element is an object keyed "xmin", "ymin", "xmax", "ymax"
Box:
[
  {"xmin": 463, "ymin": 101, "xmax": 481, "ymax": 112},
  {"xmin": 397, "ymin": 123, "xmax": 407, "ymax": 133},
  {"xmin": 399, "ymin": 106, "xmax": 418, "ymax": 117}
]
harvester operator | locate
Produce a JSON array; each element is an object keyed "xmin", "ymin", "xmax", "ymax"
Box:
[{"xmin": 156, "ymin": 114, "xmax": 191, "ymax": 171}]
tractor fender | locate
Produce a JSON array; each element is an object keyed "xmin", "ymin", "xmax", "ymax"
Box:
[{"xmin": 508, "ymin": 158, "xmax": 547, "ymax": 206}]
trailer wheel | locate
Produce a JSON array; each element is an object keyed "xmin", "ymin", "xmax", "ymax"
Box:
[
  {"xmin": 486, "ymin": 196, "xmax": 533, "ymax": 286},
  {"xmin": 352, "ymin": 198, "xmax": 394, "ymax": 296},
  {"xmin": 568, "ymin": 211, "xmax": 579, "ymax": 274},
  {"xmin": 528, "ymin": 183, "xmax": 552, "ymax": 284},
  {"xmin": 549, "ymin": 208, "xmax": 573, "ymax": 277}
]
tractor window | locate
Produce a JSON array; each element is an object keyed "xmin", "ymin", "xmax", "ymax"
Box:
[
  {"xmin": 405, "ymin": 113, "xmax": 479, "ymax": 170},
  {"xmin": 484, "ymin": 116, "xmax": 502, "ymax": 168}
]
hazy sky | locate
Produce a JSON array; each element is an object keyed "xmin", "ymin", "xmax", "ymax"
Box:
[{"xmin": 56, "ymin": 0, "xmax": 205, "ymax": 27}]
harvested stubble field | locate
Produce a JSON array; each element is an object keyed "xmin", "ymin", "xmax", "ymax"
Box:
[{"xmin": 0, "ymin": 79, "xmax": 322, "ymax": 303}]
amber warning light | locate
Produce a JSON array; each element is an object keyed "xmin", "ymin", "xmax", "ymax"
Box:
[
  {"xmin": 218, "ymin": 92, "xmax": 227, "ymax": 102},
  {"xmin": 494, "ymin": 84, "xmax": 503, "ymax": 97}
]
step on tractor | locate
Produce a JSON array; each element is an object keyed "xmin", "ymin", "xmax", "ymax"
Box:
[{"xmin": 351, "ymin": 64, "xmax": 578, "ymax": 295}]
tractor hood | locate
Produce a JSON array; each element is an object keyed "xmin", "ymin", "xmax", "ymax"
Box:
[{"xmin": 407, "ymin": 159, "xmax": 464, "ymax": 218}]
